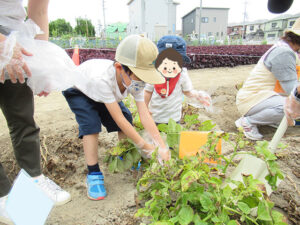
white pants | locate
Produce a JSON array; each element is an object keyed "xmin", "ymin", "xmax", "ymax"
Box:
[{"xmin": 245, "ymin": 95, "xmax": 285, "ymax": 126}]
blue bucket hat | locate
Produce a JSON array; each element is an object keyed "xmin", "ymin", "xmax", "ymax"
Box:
[{"xmin": 157, "ymin": 35, "xmax": 191, "ymax": 64}]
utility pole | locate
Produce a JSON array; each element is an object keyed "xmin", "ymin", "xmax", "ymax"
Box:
[
  {"xmin": 85, "ymin": 15, "xmax": 89, "ymax": 37},
  {"xmin": 102, "ymin": 0, "xmax": 106, "ymax": 38},
  {"xmin": 242, "ymin": 0, "xmax": 248, "ymax": 39},
  {"xmin": 198, "ymin": 0, "xmax": 202, "ymax": 43}
]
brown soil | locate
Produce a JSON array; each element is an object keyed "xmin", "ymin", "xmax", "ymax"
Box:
[{"xmin": 0, "ymin": 65, "xmax": 299, "ymax": 224}]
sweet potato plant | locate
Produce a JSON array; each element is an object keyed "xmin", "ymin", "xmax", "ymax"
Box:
[
  {"xmin": 135, "ymin": 120, "xmax": 286, "ymax": 225},
  {"xmin": 103, "ymin": 96, "xmax": 287, "ymax": 224}
]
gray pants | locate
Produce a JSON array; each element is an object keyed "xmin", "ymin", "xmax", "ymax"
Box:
[
  {"xmin": 245, "ymin": 95, "xmax": 285, "ymax": 126},
  {"xmin": 0, "ymin": 80, "xmax": 41, "ymax": 197}
]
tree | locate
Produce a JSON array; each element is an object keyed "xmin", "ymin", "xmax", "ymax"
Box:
[
  {"xmin": 49, "ymin": 19, "xmax": 73, "ymax": 37},
  {"xmin": 74, "ymin": 18, "xmax": 95, "ymax": 37}
]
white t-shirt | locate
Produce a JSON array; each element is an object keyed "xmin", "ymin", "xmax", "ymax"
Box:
[
  {"xmin": 145, "ymin": 67, "xmax": 193, "ymax": 123},
  {"xmin": 0, "ymin": 0, "xmax": 26, "ymax": 31},
  {"xmin": 75, "ymin": 59, "xmax": 144, "ymax": 103}
]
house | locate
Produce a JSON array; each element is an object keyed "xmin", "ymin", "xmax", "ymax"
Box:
[
  {"xmin": 244, "ymin": 20, "xmax": 267, "ymax": 41},
  {"xmin": 264, "ymin": 13, "xmax": 300, "ymax": 40},
  {"xmin": 227, "ymin": 24, "xmax": 244, "ymax": 40},
  {"xmin": 127, "ymin": 0, "xmax": 179, "ymax": 41},
  {"xmin": 182, "ymin": 7, "xmax": 229, "ymax": 40}
]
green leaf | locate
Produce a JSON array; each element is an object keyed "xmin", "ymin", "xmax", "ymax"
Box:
[
  {"xmin": 222, "ymin": 185, "xmax": 232, "ymax": 200},
  {"xmin": 199, "ymin": 120, "xmax": 216, "ymax": 131},
  {"xmin": 257, "ymin": 201, "xmax": 272, "ymax": 221},
  {"xmin": 157, "ymin": 123, "xmax": 168, "ymax": 133},
  {"xmin": 212, "ymin": 216, "xmax": 221, "ymax": 223},
  {"xmin": 181, "ymin": 170, "xmax": 199, "ymax": 192},
  {"xmin": 108, "ymin": 157, "xmax": 117, "ymax": 173},
  {"xmin": 238, "ymin": 140, "xmax": 245, "ymax": 148},
  {"xmin": 116, "ymin": 157, "xmax": 125, "ymax": 172},
  {"xmin": 271, "ymin": 210, "xmax": 286, "ymax": 224},
  {"xmin": 166, "ymin": 119, "xmax": 181, "ymax": 148},
  {"xmin": 227, "ymin": 220, "xmax": 238, "ymax": 225},
  {"xmin": 200, "ymin": 193, "xmax": 214, "ymax": 212},
  {"xmin": 178, "ymin": 206, "xmax": 194, "ymax": 225},
  {"xmin": 123, "ymin": 152, "xmax": 133, "ymax": 170},
  {"xmin": 193, "ymin": 216, "xmax": 208, "ymax": 225},
  {"xmin": 237, "ymin": 202, "xmax": 251, "ymax": 215},
  {"xmin": 131, "ymin": 148, "xmax": 141, "ymax": 163},
  {"xmin": 242, "ymin": 196, "xmax": 259, "ymax": 208},
  {"xmin": 103, "ymin": 155, "xmax": 110, "ymax": 163},
  {"xmin": 209, "ymin": 176, "xmax": 222, "ymax": 185},
  {"xmin": 152, "ymin": 222, "xmax": 174, "ymax": 225}
]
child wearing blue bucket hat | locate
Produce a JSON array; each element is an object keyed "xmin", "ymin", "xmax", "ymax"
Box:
[{"xmin": 144, "ymin": 35, "xmax": 211, "ymax": 124}]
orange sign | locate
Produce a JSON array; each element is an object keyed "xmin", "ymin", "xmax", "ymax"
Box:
[{"xmin": 179, "ymin": 131, "xmax": 222, "ymax": 164}]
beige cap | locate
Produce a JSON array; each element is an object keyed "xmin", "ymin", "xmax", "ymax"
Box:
[
  {"xmin": 285, "ymin": 17, "xmax": 300, "ymax": 36},
  {"xmin": 115, "ymin": 34, "xmax": 165, "ymax": 84}
]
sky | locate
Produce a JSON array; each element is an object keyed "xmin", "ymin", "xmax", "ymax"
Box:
[{"xmin": 23, "ymin": 0, "xmax": 300, "ymax": 30}]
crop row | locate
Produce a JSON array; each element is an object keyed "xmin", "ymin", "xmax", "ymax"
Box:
[
  {"xmin": 65, "ymin": 45, "xmax": 272, "ymax": 69},
  {"xmin": 187, "ymin": 45, "xmax": 272, "ymax": 56}
]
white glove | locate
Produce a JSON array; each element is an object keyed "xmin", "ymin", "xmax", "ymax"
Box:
[
  {"xmin": 157, "ymin": 147, "xmax": 171, "ymax": 165},
  {"xmin": 138, "ymin": 146, "xmax": 171, "ymax": 165},
  {"xmin": 284, "ymin": 87, "xmax": 300, "ymax": 126},
  {"xmin": 0, "ymin": 34, "xmax": 32, "ymax": 83},
  {"xmin": 189, "ymin": 90, "xmax": 213, "ymax": 112}
]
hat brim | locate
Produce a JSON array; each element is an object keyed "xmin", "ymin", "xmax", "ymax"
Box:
[
  {"xmin": 183, "ymin": 55, "xmax": 191, "ymax": 64},
  {"xmin": 268, "ymin": 0, "xmax": 293, "ymax": 13},
  {"xmin": 128, "ymin": 66, "xmax": 165, "ymax": 84},
  {"xmin": 285, "ymin": 28, "xmax": 300, "ymax": 36}
]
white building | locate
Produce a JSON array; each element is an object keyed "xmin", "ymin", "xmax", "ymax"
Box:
[{"xmin": 127, "ymin": 0, "xmax": 179, "ymax": 41}]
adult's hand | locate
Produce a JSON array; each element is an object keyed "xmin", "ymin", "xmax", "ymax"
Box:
[
  {"xmin": 284, "ymin": 88, "xmax": 300, "ymax": 126},
  {"xmin": 0, "ymin": 42, "xmax": 32, "ymax": 84}
]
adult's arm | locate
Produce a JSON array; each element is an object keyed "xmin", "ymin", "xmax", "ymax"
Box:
[
  {"xmin": 27, "ymin": 0, "xmax": 49, "ymax": 40},
  {"xmin": 264, "ymin": 47, "xmax": 298, "ymax": 94}
]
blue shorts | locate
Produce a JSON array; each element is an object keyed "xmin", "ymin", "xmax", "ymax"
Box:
[{"xmin": 62, "ymin": 88, "xmax": 132, "ymax": 138}]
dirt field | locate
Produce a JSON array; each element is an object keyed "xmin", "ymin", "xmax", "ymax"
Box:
[{"xmin": 0, "ymin": 65, "xmax": 299, "ymax": 225}]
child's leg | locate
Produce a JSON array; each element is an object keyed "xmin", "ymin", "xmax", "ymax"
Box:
[
  {"xmin": 62, "ymin": 88, "xmax": 106, "ymax": 200},
  {"xmin": 83, "ymin": 133, "xmax": 99, "ymax": 166}
]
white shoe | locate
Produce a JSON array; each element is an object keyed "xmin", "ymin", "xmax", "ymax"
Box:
[
  {"xmin": 0, "ymin": 195, "xmax": 14, "ymax": 225},
  {"xmin": 268, "ymin": 123, "xmax": 279, "ymax": 129},
  {"xmin": 33, "ymin": 175, "xmax": 71, "ymax": 206},
  {"xmin": 235, "ymin": 117, "xmax": 263, "ymax": 141}
]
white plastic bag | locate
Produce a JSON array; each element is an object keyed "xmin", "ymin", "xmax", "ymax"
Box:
[{"xmin": 4, "ymin": 20, "xmax": 85, "ymax": 94}]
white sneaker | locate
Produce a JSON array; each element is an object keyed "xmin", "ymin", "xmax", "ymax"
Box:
[
  {"xmin": 268, "ymin": 123, "xmax": 279, "ymax": 129},
  {"xmin": 0, "ymin": 195, "xmax": 14, "ymax": 225},
  {"xmin": 235, "ymin": 117, "xmax": 263, "ymax": 141},
  {"xmin": 33, "ymin": 175, "xmax": 71, "ymax": 206}
]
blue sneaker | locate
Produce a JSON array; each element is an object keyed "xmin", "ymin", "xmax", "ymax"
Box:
[
  {"xmin": 131, "ymin": 161, "xmax": 141, "ymax": 171},
  {"xmin": 86, "ymin": 172, "xmax": 106, "ymax": 200}
]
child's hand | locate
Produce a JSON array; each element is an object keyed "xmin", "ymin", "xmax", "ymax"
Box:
[
  {"xmin": 138, "ymin": 144, "xmax": 170, "ymax": 165},
  {"xmin": 139, "ymin": 142, "xmax": 155, "ymax": 159},
  {"xmin": 157, "ymin": 147, "xmax": 171, "ymax": 164},
  {"xmin": 194, "ymin": 90, "xmax": 212, "ymax": 107},
  {"xmin": 37, "ymin": 91, "xmax": 49, "ymax": 97}
]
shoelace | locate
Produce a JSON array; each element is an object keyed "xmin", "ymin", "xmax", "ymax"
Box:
[
  {"xmin": 37, "ymin": 176, "xmax": 63, "ymax": 198},
  {"xmin": 44, "ymin": 177, "xmax": 63, "ymax": 191}
]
